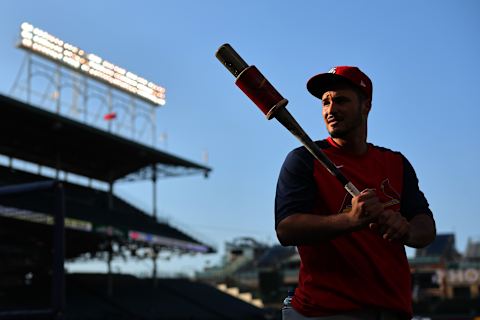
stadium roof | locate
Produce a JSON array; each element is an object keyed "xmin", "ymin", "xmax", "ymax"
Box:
[{"xmin": 0, "ymin": 94, "xmax": 211, "ymax": 182}]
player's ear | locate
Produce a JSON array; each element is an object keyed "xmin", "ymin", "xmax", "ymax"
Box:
[{"xmin": 362, "ymin": 100, "xmax": 372, "ymax": 116}]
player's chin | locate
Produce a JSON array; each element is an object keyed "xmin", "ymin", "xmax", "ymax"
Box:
[{"xmin": 329, "ymin": 127, "xmax": 347, "ymax": 138}]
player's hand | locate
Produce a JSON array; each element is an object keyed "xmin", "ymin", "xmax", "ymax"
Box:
[
  {"xmin": 369, "ymin": 209, "xmax": 410, "ymax": 241},
  {"xmin": 348, "ymin": 189, "xmax": 383, "ymax": 230}
]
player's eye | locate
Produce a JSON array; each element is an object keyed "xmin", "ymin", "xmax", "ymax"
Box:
[{"xmin": 334, "ymin": 97, "xmax": 349, "ymax": 105}]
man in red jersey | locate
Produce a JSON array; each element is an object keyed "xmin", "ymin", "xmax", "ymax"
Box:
[{"xmin": 275, "ymin": 66, "xmax": 436, "ymax": 320}]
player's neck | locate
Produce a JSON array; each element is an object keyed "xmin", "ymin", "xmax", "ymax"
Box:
[
  {"xmin": 332, "ymin": 138, "xmax": 368, "ymax": 155},
  {"xmin": 331, "ymin": 130, "xmax": 368, "ymax": 155}
]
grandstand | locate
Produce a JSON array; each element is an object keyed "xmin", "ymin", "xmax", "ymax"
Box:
[{"xmin": 0, "ymin": 91, "xmax": 267, "ymax": 319}]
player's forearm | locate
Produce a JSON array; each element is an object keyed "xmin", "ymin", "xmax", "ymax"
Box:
[
  {"xmin": 403, "ymin": 213, "xmax": 436, "ymax": 248},
  {"xmin": 276, "ymin": 213, "xmax": 358, "ymax": 246}
]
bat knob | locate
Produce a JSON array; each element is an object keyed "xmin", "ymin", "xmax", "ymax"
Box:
[{"xmin": 215, "ymin": 44, "xmax": 249, "ymax": 78}]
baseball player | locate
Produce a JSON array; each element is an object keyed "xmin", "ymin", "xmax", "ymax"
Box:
[{"xmin": 275, "ymin": 66, "xmax": 436, "ymax": 320}]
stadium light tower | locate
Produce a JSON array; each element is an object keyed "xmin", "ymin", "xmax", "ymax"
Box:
[{"xmin": 11, "ymin": 22, "xmax": 166, "ymax": 147}]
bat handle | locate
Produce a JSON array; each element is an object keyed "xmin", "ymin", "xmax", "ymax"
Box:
[
  {"xmin": 274, "ymin": 107, "xmax": 361, "ymax": 198},
  {"xmin": 344, "ymin": 182, "xmax": 360, "ymax": 197}
]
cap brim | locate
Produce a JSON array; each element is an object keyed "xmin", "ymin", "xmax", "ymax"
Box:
[{"xmin": 306, "ymin": 73, "xmax": 352, "ymax": 100}]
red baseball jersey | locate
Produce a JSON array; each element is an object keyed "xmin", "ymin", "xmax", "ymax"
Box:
[{"xmin": 275, "ymin": 137, "xmax": 433, "ymax": 317}]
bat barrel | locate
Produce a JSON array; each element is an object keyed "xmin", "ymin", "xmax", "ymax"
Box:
[
  {"xmin": 216, "ymin": 43, "xmax": 287, "ymax": 119},
  {"xmin": 235, "ymin": 66, "xmax": 287, "ymax": 119}
]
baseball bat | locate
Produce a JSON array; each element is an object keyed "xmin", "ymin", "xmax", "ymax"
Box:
[{"xmin": 215, "ymin": 43, "xmax": 360, "ymax": 197}]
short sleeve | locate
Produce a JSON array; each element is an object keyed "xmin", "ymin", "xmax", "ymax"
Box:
[
  {"xmin": 275, "ymin": 147, "xmax": 316, "ymax": 228},
  {"xmin": 400, "ymin": 155, "xmax": 433, "ymax": 221}
]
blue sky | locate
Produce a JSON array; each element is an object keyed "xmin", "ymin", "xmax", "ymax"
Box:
[{"xmin": 1, "ymin": 0, "xmax": 479, "ymax": 275}]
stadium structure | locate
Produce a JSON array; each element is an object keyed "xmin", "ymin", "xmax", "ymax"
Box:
[
  {"xmin": 0, "ymin": 23, "xmax": 268, "ymax": 319},
  {"xmin": 196, "ymin": 234, "xmax": 480, "ymax": 320}
]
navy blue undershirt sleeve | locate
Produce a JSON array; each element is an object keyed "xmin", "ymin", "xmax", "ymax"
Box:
[
  {"xmin": 275, "ymin": 147, "xmax": 316, "ymax": 228},
  {"xmin": 400, "ymin": 155, "xmax": 433, "ymax": 221}
]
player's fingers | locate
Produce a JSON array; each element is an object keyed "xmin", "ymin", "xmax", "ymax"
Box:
[
  {"xmin": 383, "ymin": 218, "xmax": 409, "ymax": 241},
  {"xmin": 376, "ymin": 209, "xmax": 393, "ymax": 225},
  {"xmin": 383, "ymin": 219, "xmax": 402, "ymax": 240},
  {"xmin": 360, "ymin": 197, "xmax": 383, "ymax": 218},
  {"xmin": 378, "ymin": 224, "xmax": 389, "ymax": 236},
  {"xmin": 357, "ymin": 189, "xmax": 378, "ymax": 203},
  {"xmin": 367, "ymin": 202, "xmax": 384, "ymax": 218},
  {"xmin": 394, "ymin": 223, "xmax": 410, "ymax": 241},
  {"xmin": 360, "ymin": 188, "xmax": 376, "ymax": 196},
  {"xmin": 380, "ymin": 212, "xmax": 399, "ymax": 239}
]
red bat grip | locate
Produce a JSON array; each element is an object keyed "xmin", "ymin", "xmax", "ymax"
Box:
[{"xmin": 235, "ymin": 66, "xmax": 286, "ymax": 119}]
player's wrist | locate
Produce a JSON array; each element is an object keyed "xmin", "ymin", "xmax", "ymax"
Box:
[{"xmin": 343, "ymin": 211, "xmax": 365, "ymax": 232}]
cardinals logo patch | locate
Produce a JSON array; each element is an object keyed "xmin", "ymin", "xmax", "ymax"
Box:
[
  {"xmin": 338, "ymin": 178, "xmax": 401, "ymax": 214},
  {"xmin": 380, "ymin": 178, "xmax": 401, "ymax": 207}
]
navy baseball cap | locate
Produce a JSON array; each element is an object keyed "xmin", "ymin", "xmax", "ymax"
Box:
[{"xmin": 307, "ymin": 66, "xmax": 373, "ymax": 101}]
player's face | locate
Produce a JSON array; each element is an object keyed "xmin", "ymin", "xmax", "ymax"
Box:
[{"xmin": 321, "ymin": 89, "xmax": 368, "ymax": 139}]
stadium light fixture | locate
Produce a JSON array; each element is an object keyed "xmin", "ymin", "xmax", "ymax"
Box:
[{"xmin": 18, "ymin": 22, "xmax": 166, "ymax": 106}]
